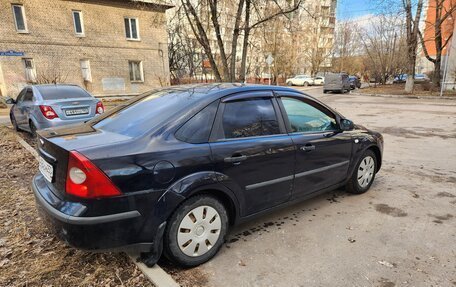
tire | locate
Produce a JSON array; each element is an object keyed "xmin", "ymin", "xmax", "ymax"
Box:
[
  {"xmin": 10, "ymin": 114, "xmax": 19, "ymax": 131},
  {"xmin": 163, "ymin": 195, "xmax": 229, "ymax": 267},
  {"xmin": 287, "ymin": 81, "xmax": 293, "ymax": 86},
  {"xmin": 303, "ymin": 82, "xmax": 309, "ymax": 87},
  {"xmin": 346, "ymin": 150, "xmax": 377, "ymax": 194},
  {"xmin": 29, "ymin": 121, "xmax": 37, "ymax": 137},
  {"xmin": 323, "ymin": 90, "xmax": 328, "ymax": 94}
]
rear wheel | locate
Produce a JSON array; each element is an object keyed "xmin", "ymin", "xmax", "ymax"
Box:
[
  {"xmin": 346, "ymin": 150, "xmax": 377, "ymax": 194},
  {"xmin": 303, "ymin": 82, "xmax": 309, "ymax": 87},
  {"xmin": 29, "ymin": 121, "xmax": 37, "ymax": 137},
  {"xmin": 164, "ymin": 195, "xmax": 229, "ymax": 267}
]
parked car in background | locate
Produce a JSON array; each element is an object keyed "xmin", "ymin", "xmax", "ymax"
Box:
[
  {"xmin": 414, "ymin": 73, "xmax": 430, "ymax": 83},
  {"xmin": 286, "ymin": 75, "xmax": 314, "ymax": 86},
  {"xmin": 313, "ymin": 76, "xmax": 325, "ymax": 85},
  {"xmin": 7, "ymin": 84, "xmax": 104, "ymax": 136},
  {"xmin": 348, "ymin": 76, "xmax": 361, "ymax": 89},
  {"xmin": 32, "ymin": 83, "xmax": 383, "ymax": 268},
  {"xmin": 323, "ymin": 73, "xmax": 351, "ymax": 93},
  {"xmin": 393, "ymin": 74, "xmax": 407, "ymax": 84},
  {"xmin": 393, "ymin": 74, "xmax": 430, "ymax": 84}
]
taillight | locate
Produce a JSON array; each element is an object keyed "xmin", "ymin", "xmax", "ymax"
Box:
[
  {"xmin": 39, "ymin": 105, "xmax": 59, "ymax": 119},
  {"xmin": 66, "ymin": 151, "xmax": 121, "ymax": 198},
  {"xmin": 96, "ymin": 101, "xmax": 104, "ymax": 114}
]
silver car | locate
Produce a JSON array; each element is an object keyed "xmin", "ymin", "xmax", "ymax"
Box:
[{"xmin": 7, "ymin": 84, "xmax": 104, "ymax": 135}]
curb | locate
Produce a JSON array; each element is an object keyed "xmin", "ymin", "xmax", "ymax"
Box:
[
  {"xmin": 128, "ymin": 253, "xmax": 180, "ymax": 287},
  {"xmin": 13, "ymin": 133, "xmax": 180, "ymax": 287},
  {"xmin": 351, "ymin": 92, "xmax": 456, "ymax": 100}
]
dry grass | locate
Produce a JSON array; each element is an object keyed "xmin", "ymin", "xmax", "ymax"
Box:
[
  {"xmin": 359, "ymin": 83, "xmax": 456, "ymax": 97},
  {"xmin": 0, "ymin": 126, "xmax": 153, "ymax": 287}
]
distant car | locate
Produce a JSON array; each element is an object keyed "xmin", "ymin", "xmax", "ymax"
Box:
[
  {"xmin": 323, "ymin": 73, "xmax": 351, "ymax": 93},
  {"xmin": 414, "ymin": 74, "xmax": 430, "ymax": 83},
  {"xmin": 393, "ymin": 74, "xmax": 430, "ymax": 84},
  {"xmin": 393, "ymin": 74, "xmax": 407, "ymax": 84},
  {"xmin": 7, "ymin": 84, "xmax": 104, "ymax": 136},
  {"xmin": 313, "ymin": 76, "xmax": 325, "ymax": 85},
  {"xmin": 348, "ymin": 76, "xmax": 361, "ymax": 90},
  {"xmin": 286, "ymin": 75, "xmax": 314, "ymax": 86}
]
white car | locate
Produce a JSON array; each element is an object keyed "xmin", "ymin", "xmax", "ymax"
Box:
[
  {"xmin": 286, "ymin": 75, "xmax": 314, "ymax": 86},
  {"xmin": 313, "ymin": 76, "xmax": 325, "ymax": 85}
]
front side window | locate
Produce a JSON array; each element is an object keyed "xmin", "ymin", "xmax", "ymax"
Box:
[
  {"xmin": 280, "ymin": 97, "xmax": 337, "ymax": 133},
  {"xmin": 124, "ymin": 17, "xmax": 139, "ymax": 40},
  {"xmin": 221, "ymin": 98, "xmax": 280, "ymax": 139},
  {"xmin": 129, "ymin": 61, "xmax": 143, "ymax": 82},
  {"xmin": 175, "ymin": 101, "xmax": 219, "ymax": 144},
  {"xmin": 12, "ymin": 4, "xmax": 27, "ymax": 32},
  {"xmin": 72, "ymin": 10, "xmax": 84, "ymax": 36},
  {"xmin": 23, "ymin": 90, "xmax": 33, "ymax": 102}
]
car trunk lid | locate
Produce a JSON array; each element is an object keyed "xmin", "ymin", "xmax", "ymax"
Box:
[
  {"xmin": 37, "ymin": 124, "xmax": 132, "ymax": 199},
  {"xmin": 43, "ymin": 97, "xmax": 97, "ymax": 120}
]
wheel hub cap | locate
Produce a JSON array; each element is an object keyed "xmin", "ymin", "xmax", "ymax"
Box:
[
  {"xmin": 177, "ymin": 205, "xmax": 221, "ymax": 257},
  {"xmin": 357, "ymin": 156, "xmax": 375, "ymax": 188}
]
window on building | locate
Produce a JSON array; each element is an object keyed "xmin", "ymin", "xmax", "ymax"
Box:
[
  {"xmin": 129, "ymin": 61, "xmax": 143, "ymax": 82},
  {"xmin": 12, "ymin": 4, "xmax": 28, "ymax": 33},
  {"xmin": 23, "ymin": 58, "xmax": 36, "ymax": 83},
  {"xmin": 124, "ymin": 17, "xmax": 139, "ymax": 40},
  {"xmin": 72, "ymin": 10, "xmax": 85, "ymax": 36},
  {"xmin": 80, "ymin": 59, "xmax": 92, "ymax": 82}
]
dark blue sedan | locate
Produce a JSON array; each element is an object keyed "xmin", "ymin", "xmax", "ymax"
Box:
[{"xmin": 32, "ymin": 84, "xmax": 383, "ymax": 267}]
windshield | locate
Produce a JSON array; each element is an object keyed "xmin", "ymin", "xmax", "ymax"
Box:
[{"xmin": 93, "ymin": 89, "xmax": 205, "ymax": 137}]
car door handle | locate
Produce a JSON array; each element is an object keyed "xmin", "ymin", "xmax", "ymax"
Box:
[
  {"xmin": 224, "ymin": 155, "xmax": 248, "ymax": 164},
  {"xmin": 300, "ymin": 145, "xmax": 316, "ymax": 152}
]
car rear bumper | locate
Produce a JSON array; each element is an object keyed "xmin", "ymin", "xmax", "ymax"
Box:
[{"xmin": 32, "ymin": 173, "xmax": 153, "ymax": 252}]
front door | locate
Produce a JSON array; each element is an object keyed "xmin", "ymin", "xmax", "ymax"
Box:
[
  {"xmin": 277, "ymin": 93, "xmax": 352, "ymax": 197},
  {"xmin": 209, "ymin": 92, "xmax": 295, "ymax": 216}
]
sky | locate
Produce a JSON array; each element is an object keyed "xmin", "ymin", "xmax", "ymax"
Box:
[{"xmin": 336, "ymin": 0, "xmax": 378, "ymax": 21}]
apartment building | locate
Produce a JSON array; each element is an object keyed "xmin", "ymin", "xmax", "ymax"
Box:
[{"xmin": 0, "ymin": 0, "xmax": 172, "ymax": 97}]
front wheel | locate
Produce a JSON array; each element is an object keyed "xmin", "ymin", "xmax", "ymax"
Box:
[
  {"xmin": 303, "ymin": 82, "xmax": 309, "ymax": 87},
  {"xmin": 287, "ymin": 81, "xmax": 293, "ymax": 86},
  {"xmin": 164, "ymin": 195, "xmax": 229, "ymax": 267},
  {"xmin": 10, "ymin": 114, "xmax": 19, "ymax": 131},
  {"xmin": 29, "ymin": 121, "xmax": 37, "ymax": 137},
  {"xmin": 346, "ymin": 150, "xmax": 377, "ymax": 194}
]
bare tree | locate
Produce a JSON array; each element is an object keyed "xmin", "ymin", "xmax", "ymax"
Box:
[
  {"xmin": 403, "ymin": 0, "xmax": 424, "ymax": 93},
  {"xmin": 418, "ymin": 0, "xmax": 456, "ymax": 87},
  {"xmin": 180, "ymin": 0, "xmax": 302, "ymax": 82}
]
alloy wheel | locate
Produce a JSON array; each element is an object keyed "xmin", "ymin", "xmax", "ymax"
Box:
[
  {"xmin": 357, "ymin": 156, "xmax": 375, "ymax": 188},
  {"xmin": 177, "ymin": 205, "xmax": 221, "ymax": 257}
]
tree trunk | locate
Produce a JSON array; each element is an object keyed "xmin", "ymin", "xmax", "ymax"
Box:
[
  {"xmin": 230, "ymin": 0, "xmax": 245, "ymax": 82},
  {"xmin": 239, "ymin": 0, "xmax": 251, "ymax": 83}
]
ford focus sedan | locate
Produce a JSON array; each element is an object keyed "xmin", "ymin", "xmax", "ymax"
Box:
[
  {"xmin": 8, "ymin": 84, "xmax": 104, "ymax": 136},
  {"xmin": 32, "ymin": 84, "xmax": 383, "ymax": 267}
]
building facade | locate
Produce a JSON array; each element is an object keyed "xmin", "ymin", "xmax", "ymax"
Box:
[{"xmin": 0, "ymin": 0, "xmax": 171, "ymax": 98}]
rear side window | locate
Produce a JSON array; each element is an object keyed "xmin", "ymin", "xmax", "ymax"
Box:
[
  {"xmin": 221, "ymin": 98, "xmax": 280, "ymax": 139},
  {"xmin": 175, "ymin": 101, "xmax": 219, "ymax": 144},
  {"xmin": 36, "ymin": 86, "xmax": 91, "ymax": 100}
]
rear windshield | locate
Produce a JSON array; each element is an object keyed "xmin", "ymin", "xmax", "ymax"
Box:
[
  {"xmin": 36, "ymin": 86, "xmax": 92, "ymax": 100},
  {"xmin": 93, "ymin": 89, "xmax": 205, "ymax": 137}
]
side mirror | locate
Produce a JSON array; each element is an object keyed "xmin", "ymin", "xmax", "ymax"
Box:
[
  {"xmin": 5, "ymin": 97, "xmax": 16, "ymax": 105},
  {"xmin": 339, "ymin": 119, "xmax": 354, "ymax": 131}
]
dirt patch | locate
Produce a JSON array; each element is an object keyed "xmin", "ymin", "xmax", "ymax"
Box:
[
  {"xmin": 359, "ymin": 83, "xmax": 456, "ymax": 97},
  {"xmin": 374, "ymin": 204, "xmax": 407, "ymax": 217},
  {"xmin": 375, "ymin": 126, "xmax": 455, "ymax": 139},
  {"xmin": 0, "ymin": 126, "xmax": 153, "ymax": 287},
  {"xmin": 429, "ymin": 214, "xmax": 454, "ymax": 221},
  {"xmin": 160, "ymin": 261, "xmax": 208, "ymax": 287}
]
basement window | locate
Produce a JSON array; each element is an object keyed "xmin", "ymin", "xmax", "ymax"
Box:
[
  {"xmin": 124, "ymin": 17, "xmax": 140, "ymax": 40},
  {"xmin": 12, "ymin": 4, "xmax": 28, "ymax": 33},
  {"xmin": 72, "ymin": 10, "xmax": 85, "ymax": 36}
]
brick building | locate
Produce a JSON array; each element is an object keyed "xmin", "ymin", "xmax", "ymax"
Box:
[{"xmin": 0, "ymin": 0, "xmax": 172, "ymax": 98}]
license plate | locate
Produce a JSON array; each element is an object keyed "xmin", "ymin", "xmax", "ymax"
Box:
[
  {"xmin": 65, "ymin": 108, "xmax": 89, "ymax": 116},
  {"xmin": 39, "ymin": 157, "xmax": 53, "ymax": 182}
]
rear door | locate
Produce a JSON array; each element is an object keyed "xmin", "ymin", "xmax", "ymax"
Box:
[
  {"xmin": 209, "ymin": 91, "xmax": 295, "ymax": 216},
  {"xmin": 276, "ymin": 92, "xmax": 352, "ymax": 198}
]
